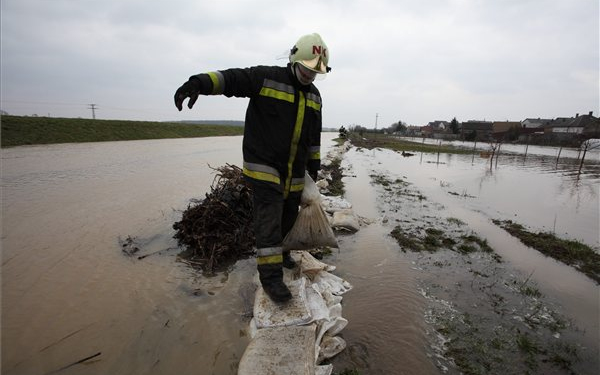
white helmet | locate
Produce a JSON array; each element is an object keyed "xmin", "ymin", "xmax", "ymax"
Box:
[{"xmin": 289, "ymin": 33, "xmax": 330, "ymax": 73}]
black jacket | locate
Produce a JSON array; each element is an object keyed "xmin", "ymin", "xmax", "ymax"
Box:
[{"xmin": 194, "ymin": 63, "xmax": 321, "ymax": 197}]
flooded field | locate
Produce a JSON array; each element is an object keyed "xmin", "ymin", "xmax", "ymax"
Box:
[
  {"xmin": 2, "ymin": 135, "xmax": 598, "ymax": 374},
  {"xmin": 330, "ymin": 145, "xmax": 599, "ymax": 374}
]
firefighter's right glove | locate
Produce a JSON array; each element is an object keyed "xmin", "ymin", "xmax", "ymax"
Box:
[{"xmin": 174, "ymin": 76, "xmax": 202, "ymax": 111}]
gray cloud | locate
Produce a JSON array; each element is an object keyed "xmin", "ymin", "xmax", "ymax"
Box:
[{"xmin": 1, "ymin": 0, "xmax": 598, "ymax": 127}]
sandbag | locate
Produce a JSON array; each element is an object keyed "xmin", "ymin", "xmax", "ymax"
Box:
[
  {"xmin": 331, "ymin": 209, "xmax": 360, "ymax": 232},
  {"xmin": 238, "ymin": 325, "xmax": 316, "ymax": 375},
  {"xmin": 297, "ymin": 251, "xmax": 336, "ymax": 275},
  {"xmin": 317, "ymin": 336, "xmax": 347, "ymax": 363},
  {"xmin": 283, "ymin": 173, "xmax": 338, "ymax": 250},
  {"xmin": 253, "ymin": 278, "xmax": 311, "ymax": 328},
  {"xmin": 316, "ymin": 364, "xmax": 333, "ymax": 375},
  {"xmin": 320, "ymin": 195, "xmax": 352, "ymax": 214}
]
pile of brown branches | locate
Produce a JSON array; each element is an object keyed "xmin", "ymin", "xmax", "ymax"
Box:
[{"xmin": 173, "ymin": 164, "xmax": 255, "ymax": 273}]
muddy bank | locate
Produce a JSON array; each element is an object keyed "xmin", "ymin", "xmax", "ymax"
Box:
[{"xmin": 345, "ymin": 145, "xmax": 598, "ymax": 374}]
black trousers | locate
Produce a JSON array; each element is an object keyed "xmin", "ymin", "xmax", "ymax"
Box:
[{"xmin": 247, "ymin": 178, "xmax": 301, "ymax": 250}]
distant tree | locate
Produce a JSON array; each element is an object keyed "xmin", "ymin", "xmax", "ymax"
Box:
[
  {"xmin": 450, "ymin": 117, "xmax": 459, "ymax": 134},
  {"xmin": 465, "ymin": 130, "xmax": 477, "ymax": 142},
  {"xmin": 338, "ymin": 126, "xmax": 348, "ymax": 138},
  {"xmin": 397, "ymin": 122, "xmax": 407, "ymax": 134},
  {"xmin": 505, "ymin": 126, "xmax": 520, "ymax": 142}
]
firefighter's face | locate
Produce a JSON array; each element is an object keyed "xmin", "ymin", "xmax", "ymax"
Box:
[{"xmin": 295, "ymin": 63, "xmax": 317, "ymax": 85}]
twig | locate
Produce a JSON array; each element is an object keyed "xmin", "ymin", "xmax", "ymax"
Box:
[{"xmin": 43, "ymin": 352, "xmax": 101, "ymax": 375}]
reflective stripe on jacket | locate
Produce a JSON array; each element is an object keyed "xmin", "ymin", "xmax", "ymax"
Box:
[{"xmin": 195, "ymin": 64, "xmax": 321, "ymax": 197}]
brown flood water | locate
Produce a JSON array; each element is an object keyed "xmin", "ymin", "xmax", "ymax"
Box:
[{"xmin": 2, "ymin": 135, "xmax": 598, "ymax": 374}]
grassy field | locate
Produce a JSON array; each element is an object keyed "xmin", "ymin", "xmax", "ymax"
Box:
[{"xmin": 1, "ymin": 115, "xmax": 244, "ymax": 147}]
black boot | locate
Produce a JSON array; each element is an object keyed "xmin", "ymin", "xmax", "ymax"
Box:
[
  {"xmin": 257, "ymin": 263, "xmax": 292, "ymax": 303},
  {"xmin": 282, "ymin": 251, "xmax": 297, "ymax": 269}
]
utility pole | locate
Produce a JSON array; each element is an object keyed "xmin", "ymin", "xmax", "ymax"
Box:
[
  {"xmin": 375, "ymin": 113, "xmax": 379, "ymax": 130},
  {"xmin": 88, "ymin": 104, "xmax": 98, "ymax": 119}
]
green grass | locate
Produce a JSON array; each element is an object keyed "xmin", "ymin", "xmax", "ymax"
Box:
[
  {"xmin": 493, "ymin": 219, "xmax": 600, "ymax": 283},
  {"xmin": 1, "ymin": 115, "xmax": 244, "ymax": 147}
]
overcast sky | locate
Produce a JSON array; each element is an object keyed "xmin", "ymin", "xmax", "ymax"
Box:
[{"xmin": 1, "ymin": 0, "xmax": 598, "ymax": 128}]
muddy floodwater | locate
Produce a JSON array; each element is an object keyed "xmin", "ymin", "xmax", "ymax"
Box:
[{"xmin": 2, "ymin": 135, "xmax": 599, "ymax": 374}]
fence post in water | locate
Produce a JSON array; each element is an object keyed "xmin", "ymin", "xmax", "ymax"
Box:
[
  {"xmin": 555, "ymin": 146, "xmax": 563, "ymax": 167},
  {"xmin": 524, "ymin": 136, "xmax": 529, "ymax": 160},
  {"xmin": 471, "ymin": 140, "xmax": 477, "ymax": 164},
  {"xmin": 437, "ymin": 140, "xmax": 441, "ymax": 164},
  {"xmin": 578, "ymin": 140, "xmax": 596, "ymax": 174}
]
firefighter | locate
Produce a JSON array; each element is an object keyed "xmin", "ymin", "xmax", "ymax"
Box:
[{"xmin": 174, "ymin": 33, "xmax": 330, "ymax": 303}]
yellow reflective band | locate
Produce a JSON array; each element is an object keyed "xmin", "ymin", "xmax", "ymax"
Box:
[
  {"xmin": 309, "ymin": 151, "xmax": 320, "ymax": 160},
  {"xmin": 307, "ymin": 99, "xmax": 321, "ymax": 111},
  {"xmin": 290, "ymin": 183, "xmax": 305, "ymax": 192},
  {"xmin": 257, "ymin": 254, "xmax": 283, "ymax": 265},
  {"xmin": 284, "ymin": 91, "xmax": 305, "ymax": 198},
  {"xmin": 259, "ymin": 87, "xmax": 295, "ymax": 103},
  {"xmin": 207, "ymin": 72, "xmax": 223, "ymax": 95},
  {"xmin": 243, "ymin": 167, "xmax": 280, "ymax": 184}
]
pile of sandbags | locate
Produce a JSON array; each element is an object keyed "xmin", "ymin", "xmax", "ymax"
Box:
[{"xmin": 238, "ymin": 252, "xmax": 352, "ymax": 375}]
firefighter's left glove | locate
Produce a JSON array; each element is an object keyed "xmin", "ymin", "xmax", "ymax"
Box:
[{"xmin": 174, "ymin": 76, "xmax": 202, "ymax": 111}]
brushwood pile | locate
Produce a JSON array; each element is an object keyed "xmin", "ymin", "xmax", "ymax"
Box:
[{"xmin": 173, "ymin": 164, "xmax": 255, "ymax": 273}]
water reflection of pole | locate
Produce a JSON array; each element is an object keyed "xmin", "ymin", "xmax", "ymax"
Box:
[
  {"xmin": 524, "ymin": 136, "xmax": 530, "ymax": 160},
  {"xmin": 495, "ymin": 143, "xmax": 502, "ymax": 169}
]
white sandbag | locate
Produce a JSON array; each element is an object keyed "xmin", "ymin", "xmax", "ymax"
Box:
[
  {"xmin": 315, "ymin": 312, "xmax": 347, "ymax": 351},
  {"xmin": 320, "ymin": 289, "xmax": 343, "ymax": 307},
  {"xmin": 298, "ymin": 251, "xmax": 336, "ymax": 275},
  {"xmin": 312, "ymin": 271, "xmax": 353, "ymax": 296},
  {"xmin": 317, "ymin": 336, "xmax": 347, "ymax": 363},
  {"xmin": 283, "ymin": 173, "xmax": 338, "ymax": 250},
  {"xmin": 238, "ymin": 325, "xmax": 316, "ymax": 375},
  {"xmin": 320, "ymin": 195, "xmax": 352, "ymax": 214},
  {"xmin": 326, "ymin": 316, "xmax": 348, "ymax": 337},
  {"xmin": 315, "ymin": 179, "xmax": 329, "ymax": 190},
  {"xmin": 254, "ymin": 278, "xmax": 312, "ymax": 329},
  {"xmin": 316, "ymin": 364, "xmax": 333, "ymax": 375},
  {"xmin": 305, "ymin": 285, "xmax": 330, "ymax": 324},
  {"xmin": 331, "ymin": 209, "xmax": 360, "ymax": 232}
]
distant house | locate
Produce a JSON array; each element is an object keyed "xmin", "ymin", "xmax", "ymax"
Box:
[
  {"xmin": 521, "ymin": 118, "xmax": 552, "ymax": 128},
  {"xmin": 492, "ymin": 121, "xmax": 521, "ymax": 141},
  {"xmin": 461, "ymin": 121, "xmax": 493, "ymax": 141},
  {"xmin": 405, "ymin": 125, "xmax": 422, "ymax": 137},
  {"xmin": 492, "ymin": 121, "xmax": 521, "ymax": 133},
  {"xmin": 546, "ymin": 117, "xmax": 579, "ymax": 134},
  {"xmin": 420, "ymin": 125, "xmax": 433, "ymax": 137},
  {"xmin": 427, "ymin": 121, "xmax": 450, "ymax": 131},
  {"xmin": 542, "ymin": 112, "xmax": 599, "ymax": 142}
]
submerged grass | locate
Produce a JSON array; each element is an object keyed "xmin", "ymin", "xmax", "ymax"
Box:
[
  {"xmin": 390, "ymin": 225, "xmax": 498, "ymax": 259},
  {"xmin": 322, "ymin": 156, "xmax": 345, "ymax": 196},
  {"xmin": 348, "ymin": 133, "xmax": 473, "ymax": 154},
  {"xmin": 493, "ymin": 219, "xmax": 600, "ymax": 283}
]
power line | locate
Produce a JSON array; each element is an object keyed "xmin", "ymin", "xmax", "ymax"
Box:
[{"xmin": 88, "ymin": 104, "xmax": 98, "ymax": 119}]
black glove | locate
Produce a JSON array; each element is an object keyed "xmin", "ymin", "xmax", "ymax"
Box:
[
  {"xmin": 174, "ymin": 76, "xmax": 202, "ymax": 111},
  {"xmin": 308, "ymin": 170, "xmax": 318, "ymax": 181}
]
